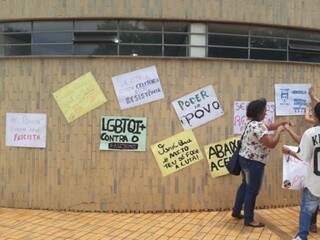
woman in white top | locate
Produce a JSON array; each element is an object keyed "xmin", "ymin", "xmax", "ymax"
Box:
[{"xmin": 231, "ymin": 98, "xmax": 286, "ymax": 227}]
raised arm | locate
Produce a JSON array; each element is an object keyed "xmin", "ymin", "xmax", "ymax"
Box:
[
  {"xmin": 284, "ymin": 124, "xmax": 301, "ymax": 144},
  {"xmin": 266, "ymin": 121, "xmax": 291, "ymax": 131},
  {"xmin": 304, "ymin": 105, "xmax": 316, "ymax": 125},
  {"xmin": 309, "ymin": 87, "xmax": 320, "ymax": 104},
  {"xmin": 259, "ymin": 125, "xmax": 285, "ymax": 149}
]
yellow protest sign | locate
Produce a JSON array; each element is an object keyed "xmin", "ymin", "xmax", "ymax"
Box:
[
  {"xmin": 53, "ymin": 72, "xmax": 107, "ymax": 123},
  {"xmin": 151, "ymin": 130, "xmax": 203, "ymax": 177},
  {"xmin": 204, "ymin": 136, "xmax": 240, "ymax": 178}
]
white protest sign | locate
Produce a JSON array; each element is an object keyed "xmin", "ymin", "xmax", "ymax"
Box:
[
  {"xmin": 112, "ymin": 65, "xmax": 164, "ymax": 109},
  {"xmin": 233, "ymin": 101, "xmax": 275, "ymax": 134},
  {"xmin": 6, "ymin": 113, "xmax": 47, "ymax": 148},
  {"xmin": 275, "ymin": 84, "xmax": 311, "ymax": 116},
  {"xmin": 172, "ymin": 85, "xmax": 224, "ymax": 129},
  {"xmin": 282, "ymin": 146, "xmax": 309, "ymax": 190}
]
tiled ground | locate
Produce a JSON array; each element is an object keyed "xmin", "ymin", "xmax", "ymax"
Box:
[{"xmin": 0, "ymin": 207, "xmax": 318, "ymax": 240}]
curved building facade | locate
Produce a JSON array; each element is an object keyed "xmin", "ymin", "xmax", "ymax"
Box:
[{"xmin": 0, "ymin": 0, "xmax": 318, "ymax": 212}]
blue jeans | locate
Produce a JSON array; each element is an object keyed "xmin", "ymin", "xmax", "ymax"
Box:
[
  {"xmin": 232, "ymin": 156, "xmax": 265, "ymax": 224},
  {"xmin": 296, "ymin": 188, "xmax": 320, "ymax": 240}
]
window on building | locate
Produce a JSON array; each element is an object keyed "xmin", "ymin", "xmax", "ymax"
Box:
[
  {"xmin": 208, "ymin": 23, "xmax": 249, "ymax": 59},
  {"xmin": 2, "ymin": 19, "xmax": 320, "ymax": 64}
]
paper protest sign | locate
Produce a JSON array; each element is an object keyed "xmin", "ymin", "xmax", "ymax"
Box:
[
  {"xmin": 151, "ymin": 130, "xmax": 203, "ymax": 176},
  {"xmin": 233, "ymin": 101, "xmax": 275, "ymax": 134},
  {"xmin": 204, "ymin": 136, "xmax": 240, "ymax": 178},
  {"xmin": 112, "ymin": 66, "xmax": 164, "ymax": 109},
  {"xmin": 100, "ymin": 116, "xmax": 147, "ymax": 151},
  {"xmin": 6, "ymin": 113, "xmax": 47, "ymax": 148},
  {"xmin": 282, "ymin": 146, "xmax": 309, "ymax": 190},
  {"xmin": 53, "ymin": 72, "xmax": 107, "ymax": 123},
  {"xmin": 172, "ymin": 85, "xmax": 224, "ymax": 129},
  {"xmin": 275, "ymin": 84, "xmax": 311, "ymax": 116}
]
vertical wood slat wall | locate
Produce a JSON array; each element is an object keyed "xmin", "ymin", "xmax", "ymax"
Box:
[{"xmin": 0, "ymin": 57, "xmax": 316, "ymax": 212}]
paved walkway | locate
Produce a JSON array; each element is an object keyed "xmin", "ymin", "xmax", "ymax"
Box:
[{"xmin": 0, "ymin": 207, "xmax": 318, "ymax": 240}]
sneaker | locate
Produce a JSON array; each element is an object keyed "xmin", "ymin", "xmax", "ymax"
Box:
[
  {"xmin": 310, "ymin": 223, "xmax": 317, "ymax": 233},
  {"xmin": 292, "ymin": 236, "xmax": 302, "ymax": 240}
]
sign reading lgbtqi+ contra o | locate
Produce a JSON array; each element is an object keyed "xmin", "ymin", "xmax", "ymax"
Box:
[
  {"xmin": 100, "ymin": 116, "xmax": 147, "ymax": 151},
  {"xmin": 204, "ymin": 136, "xmax": 240, "ymax": 178},
  {"xmin": 53, "ymin": 72, "xmax": 107, "ymax": 123},
  {"xmin": 112, "ymin": 66, "xmax": 164, "ymax": 110},
  {"xmin": 6, "ymin": 113, "xmax": 47, "ymax": 148},
  {"xmin": 172, "ymin": 85, "xmax": 224, "ymax": 129},
  {"xmin": 151, "ymin": 130, "xmax": 203, "ymax": 177},
  {"xmin": 233, "ymin": 101, "xmax": 275, "ymax": 134},
  {"xmin": 275, "ymin": 84, "xmax": 311, "ymax": 116}
]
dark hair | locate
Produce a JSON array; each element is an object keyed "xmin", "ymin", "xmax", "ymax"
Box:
[
  {"xmin": 314, "ymin": 102, "xmax": 320, "ymax": 121},
  {"xmin": 246, "ymin": 98, "xmax": 267, "ymax": 121}
]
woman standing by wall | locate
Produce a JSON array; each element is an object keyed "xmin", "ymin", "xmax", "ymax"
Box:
[{"xmin": 231, "ymin": 98, "xmax": 287, "ymax": 227}]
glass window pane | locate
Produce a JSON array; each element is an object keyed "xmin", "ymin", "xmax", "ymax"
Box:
[
  {"xmin": 32, "ymin": 44, "xmax": 73, "ymax": 55},
  {"xmin": 208, "ymin": 23, "xmax": 249, "ymax": 35},
  {"xmin": 74, "ymin": 32, "xmax": 118, "ymax": 43},
  {"xmin": 119, "ymin": 45, "xmax": 162, "ymax": 56},
  {"xmin": 75, "ymin": 20, "xmax": 117, "ymax": 31},
  {"xmin": 32, "ymin": 32, "xmax": 73, "ymax": 43},
  {"xmin": 4, "ymin": 45, "xmax": 31, "ymax": 56},
  {"xmin": 119, "ymin": 21, "xmax": 161, "ymax": 31},
  {"xmin": 164, "ymin": 46, "xmax": 187, "ymax": 56},
  {"xmin": 120, "ymin": 32, "xmax": 161, "ymax": 44},
  {"xmin": 164, "ymin": 22, "xmax": 189, "ymax": 32},
  {"xmin": 288, "ymin": 30, "xmax": 320, "ymax": 41},
  {"xmin": 0, "ymin": 46, "xmax": 4, "ymax": 55},
  {"xmin": 3, "ymin": 22, "xmax": 31, "ymax": 32},
  {"xmin": 250, "ymin": 49, "xmax": 287, "ymax": 60},
  {"xmin": 164, "ymin": 33, "xmax": 188, "ymax": 44},
  {"xmin": 251, "ymin": 37, "xmax": 287, "ymax": 49},
  {"xmin": 208, "ymin": 47, "xmax": 248, "ymax": 59},
  {"xmin": 74, "ymin": 43, "xmax": 117, "ymax": 55},
  {"xmin": 289, "ymin": 51, "xmax": 320, "ymax": 63},
  {"xmin": 251, "ymin": 26, "xmax": 287, "ymax": 37},
  {"xmin": 289, "ymin": 40, "xmax": 320, "ymax": 52},
  {"xmin": 0, "ymin": 33, "xmax": 31, "ymax": 44},
  {"xmin": 33, "ymin": 21, "xmax": 73, "ymax": 31},
  {"xmin": 208, "ymin": 34, "xmax": 248, "ymax": 47}
]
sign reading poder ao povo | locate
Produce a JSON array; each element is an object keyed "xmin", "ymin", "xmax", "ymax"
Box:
[
  {"xmin": 172, "ymin": 85, "xmax": 224, "ymax": 129},
  {"xmin": 100, "ymin": 116, "xmax": 147, "ymax": 151}
]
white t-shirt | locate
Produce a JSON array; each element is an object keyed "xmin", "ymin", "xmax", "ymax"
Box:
[
  {"xmin": 296, "ymin": 125, "xmax": 320, "ymax": 197},
  {"xmin": 239, "ymin": 121, "xmax": 270, "ymax": 164}
]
